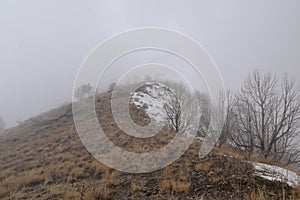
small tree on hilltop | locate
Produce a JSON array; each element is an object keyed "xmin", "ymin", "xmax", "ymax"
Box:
[
  {"xmin": 74, "ymin": 83, "xmax": 93, "ymax": 100},
  {"xmin": 0, "ymin": 116, "xmax": 5, "ymax": 133},
  {"xmin": 163, "ymin": 81, "xmax": 201, "ymax": 134}
]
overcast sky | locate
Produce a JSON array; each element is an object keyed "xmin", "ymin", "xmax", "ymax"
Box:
[{"xmin": 0, "ymin": 0, "xmax": 299, "ymax": 127}]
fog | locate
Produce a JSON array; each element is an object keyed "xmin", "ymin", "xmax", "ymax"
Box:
[{"xmin": 0, "ymin": 0, "xmax": 299, "ymax": 127}]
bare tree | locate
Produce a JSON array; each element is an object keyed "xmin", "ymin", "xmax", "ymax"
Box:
[
  {"xmin": 74, "ymin": 83, "xmax": 93, "ymax": 100},
  {"xmin": 0, "ymin": 116, "xmax": 5, "ymax": 133},
  {"xmin": 195, "ymin": 92, "xmax": 211, "ymax": 138},
  {"xmin": 163, "ymin": 90, "xmax": 181, "ymax": 132},
  {"xmin": 218, "ymin": 90, "xmax": 237, "ymax": 147},
  {"xmin": 201, "ymin": 90, "xmax": 237, "ymax": 147},
  {"xmin": 231, "ymin": 70, "xmax": 300, "ymax": 164},
  {"xmin": 163, "ymin": 81, "xmax": 201, "ymax": 134}
]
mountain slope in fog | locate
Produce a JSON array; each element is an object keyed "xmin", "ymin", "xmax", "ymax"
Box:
[{"xmin": 0, "ymin": 89, "xmax": 299, "ymax": 199}]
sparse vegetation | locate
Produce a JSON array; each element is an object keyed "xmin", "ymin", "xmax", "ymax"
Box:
[
  {"xmin": 74, "ymin": 83, "xmax": 93, "ymax": 100},
  {"xmin": 1, "ymin": 71, "xmax": 300, "ymax": 199},
  {"xmin": 0, "ymin": 116, "xmax": 5, "ymax": 133},
  {"xmin": 227, "ymin": 71, "xmax": 300, "ymax": 165},
  {"xmin": 162, "ymin": 81, "xmax": 201, "ymax": 134}
]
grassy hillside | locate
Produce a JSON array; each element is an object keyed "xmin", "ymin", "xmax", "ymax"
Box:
[{"xmin": 0, "ymin": 92, "xmax": 299, "ymax": 200}]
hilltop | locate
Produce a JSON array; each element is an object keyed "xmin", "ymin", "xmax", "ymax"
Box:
[{"xmin": 0, "ymin": 87, "xmax": 300, "ymax": 200}]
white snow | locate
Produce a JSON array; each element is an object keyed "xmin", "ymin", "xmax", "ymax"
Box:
[
  {"xmin": 130, "ymin": 84, "xmax": 300, "ymax": 188},
  {"xmin": 253, "ymin": 162, "xmax": 300, "ymax": 187},
  {"xmin": 130, "ymin": 83, "xmax": 173, "ymax": 122}
]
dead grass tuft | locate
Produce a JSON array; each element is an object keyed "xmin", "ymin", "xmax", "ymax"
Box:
[
  {"xmin": 88, "ymin": 185, "xmax": 110, "ymax": 200},
  {"xmin": 170, "ymin": 180, "xmax": 190, "ymax": 194},
  {"xmin": 131, "ymin": 181, "xmax": 144, "ymax": 192}
]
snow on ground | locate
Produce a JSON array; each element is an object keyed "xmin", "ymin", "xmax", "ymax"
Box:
[
  {"xmin": 130, "ymin": 83, "xmax": 173, "ymax": 122},
  {"xmin": 253, "ymin": 162, "xmax": 300, "ymax": 187},
  {"xmin": 131, "ymin": 84, "xmax": 300, "ymax": 187}
]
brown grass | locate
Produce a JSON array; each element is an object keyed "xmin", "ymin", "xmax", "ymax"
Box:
[
  {"xmin": 195, "ymin": 161, "xmax": 212, "ymax": 172},
  {"xmin": 86, "ymin": 185, "xmax": 110, "ymax": 200},
  {"xmin": 1, "ymin": 92, "xmax": 300, "ymax": 199},
  {"xmin": 161, "ymin": 180, "xmax": 171, "ymax": 192},
  {"xmin": 170, "ymin": 180, "xmax": 190, "ymax": 194},
  {"xmin": 101, "ymin": 171, "xmax": 120, "ymax": 188},
  {"xmin": 131, "ymin": 181, "xmax": 144, "ymax": 192}
]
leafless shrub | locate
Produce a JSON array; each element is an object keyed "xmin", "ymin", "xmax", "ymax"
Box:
[
  {"xmin": 163, "ymin": 81, "xmax": 201, "ymax": 134},
  {"xmin": 74, "ymin": 83, "xmax": 93, "ymax": 100},
  {"xmin": 229, "ymin": 70, "xmax": 300, "ymax": 165}
]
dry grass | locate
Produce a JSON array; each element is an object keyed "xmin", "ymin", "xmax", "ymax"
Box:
[
  {"xmin": 86, "ymin": 185, "xmax": 110, "ymax": 200},
  {"xmin": 0, "ymin": 170, "xmax": 45, "ymax": 198},
  {"xmin": 1, "ymin": 92, "xmax": 300, "ymax": 199},
  {"xmin": 131, "ymin": 181, "xmax": 144, "ymax": 192},
  {"xmin": 89, "ymin": 160, "xmax": 110, "ymax": 176},
  {"xmin": 101, "ymin": 171, "xmax": 120, "ymax": 188},
  {"xmin": 170, "ymin": 180, "xmax": 190, "ymax": 194},
  {"xmin": 64, "ymin": 192, "xmax": 82, "ymax": 200},
  {"xmin": 161, "ymin": 180, "xmax": 190, "ymax": 195},
  {"xmin": 195, "ymin": 161, "xmax": 212, "ymax": 172},
  {"xmin": 246, "ymin": 186, "xmax": 300, "ymax": 200},
  {"xmin": 212, "ymin": 144, "xmax": 246, "ymax": 160},
  {"xmin": 161, "ymin": 180, "xmax": 171, "ymax": 192}
]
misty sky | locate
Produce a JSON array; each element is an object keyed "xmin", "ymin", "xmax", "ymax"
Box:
[{"xmin": 0, "ymin": 0, "xmax": 299, "ymax": 127}]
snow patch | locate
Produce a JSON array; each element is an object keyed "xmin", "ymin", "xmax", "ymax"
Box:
[
  {"xmin": 253, "ymin": 162, "xmax": 300, "ymax": 187},
  {"xmin": 130, "ymin": 83, "xmax": 173, "ymax": 123}
]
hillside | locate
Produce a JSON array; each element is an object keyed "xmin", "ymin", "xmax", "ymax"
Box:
[{"xmin": 0, "ymin": 90, "xmax": 300, "ymax": 200}]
